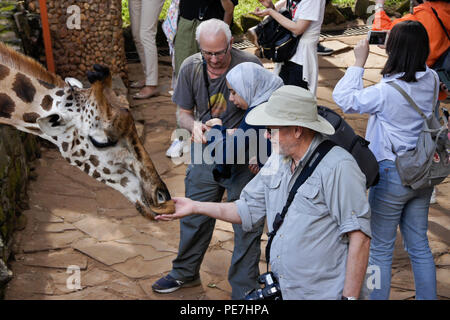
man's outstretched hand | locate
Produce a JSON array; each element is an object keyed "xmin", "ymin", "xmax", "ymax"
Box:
[{"xmin": 155, "ymin": 197, "xmax": 196, "ymax": 221}]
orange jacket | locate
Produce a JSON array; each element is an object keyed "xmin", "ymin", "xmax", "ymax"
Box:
[{"xmin": 373, "ymin": 1, "xmax": 450, "ymax": 99}]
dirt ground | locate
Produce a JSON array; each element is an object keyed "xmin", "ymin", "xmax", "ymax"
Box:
[{"xmin": 4, "ymin": 35, "xmax": 450, "ymax": 300}]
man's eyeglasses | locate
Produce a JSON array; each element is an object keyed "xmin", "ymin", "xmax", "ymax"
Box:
[{"xmin": 201, "ymin": 44, "xmax": 229, "ymax": 59}]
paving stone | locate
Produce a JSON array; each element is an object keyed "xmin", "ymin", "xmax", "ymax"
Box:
[
  {"xmin": 97, "ymin": 208, "xmax": 139, "ymax": 219},
  {"xmin": 72, "ymin": 238, "xmax": 131, "ymax": 266},
  {"xmin": 116, "ymin": 233, "xmax": 178, "ymax": 253},
  {"xmin": 111, "ymin": 255, "xmax": 176, "ymax": 279},
  {"xmin": 211, "ymin": 229, "xmax": 234, "ymax": 244},
  {"xmin": 149, "ymin": 151, "xmax": 172, "ymax": 176},
  {"xmin": 16, "ymin": 249, "xmax": 87, "ymax": 270},
  {"xmin": 73, "ymin": 216, "xmax": 136, "ymax": 241},
  {"xmin": 95, "ymin": 188, "xmax": 134, "ymax": 210},
  {"xmin": 50, "ymin": 208, "xmax": 87, "ymax": 223},
  {"xmin": 363, "ymin": 68, "xmax": 383, "ymax": 83},
  {"xmin": 36, "ymin": 222, "xmax": 77, "ymax": 233},
  {"xmin": 320, "ymin": 39, "xmax": 351, "ymax": 53},
  {"xmin": 29, "ymin": 192, "xmax": 98, "ymax": 217},
  {"xmin": 201, "ymin": 249, "xmax": 232, "ymax": 276},
  {"xmin": 22, "ymin": 230, "xmax": 86, "ymax": 253},
  {"xmin": 45, "ymin": 286, "xmax": 125, "ymax": 300},
  {"xmin": 24, "ymin": 208, "xmax": 64, "ymax": 223},
  {"xmin": 6, "ymin": 271, "xmax": 55, "ymax": 295},
  {"xmin": 389, "ymin": 288, "xmax": 416, "ymax": 300},
  {"xmin": 436, "ymin": 254, "xmax": 450, "ymax": 267},
  {"xmin": 215, "ymin": 220, "xmax": 234, "ymax": 233}
]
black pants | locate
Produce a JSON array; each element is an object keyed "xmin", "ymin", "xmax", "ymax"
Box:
[{"xmin": 279, "ymin": 61, "xmax": 309, "ymax": 90}]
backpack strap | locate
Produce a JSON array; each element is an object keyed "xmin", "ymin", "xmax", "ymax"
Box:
[
  {"xmin": 265, "ymin": 139, "xmax": 336, "ymax": 272},
  {"xmin": 387, "ymin": 76, "xmax": 439, "ymax": 120}
]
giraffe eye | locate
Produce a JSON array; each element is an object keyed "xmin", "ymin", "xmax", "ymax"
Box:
[
  {"xmin": 88, "ymin": 135, "xmax": 118, "ymax": 148},
  {"xmin": 157, "ymin": 191, "xmax": 166, "ymax": 204}
]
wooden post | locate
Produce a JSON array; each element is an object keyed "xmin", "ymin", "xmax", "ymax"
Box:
[{"xmin": 38, "ymin": 0, "xmax": 55, "ymax": 73}]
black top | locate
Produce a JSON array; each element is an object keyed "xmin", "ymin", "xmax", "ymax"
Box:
[{"xmin": 179, "ymin": 0, "xmax": 239, "ymax": 21}]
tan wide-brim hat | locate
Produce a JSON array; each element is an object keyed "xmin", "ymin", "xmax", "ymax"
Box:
[{"xmin": 246, "ymin": 85, "xmax": 335, "ymax": 136}]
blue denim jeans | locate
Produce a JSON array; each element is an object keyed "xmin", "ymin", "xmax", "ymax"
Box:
[{"xmin": 368, "ymin": 160, "xmax": 436, "ymax": 300}]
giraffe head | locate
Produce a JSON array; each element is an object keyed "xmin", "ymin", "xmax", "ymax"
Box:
[{"xmin": 0, "ymin": 44, "xmax": 174, "ymax": 219}]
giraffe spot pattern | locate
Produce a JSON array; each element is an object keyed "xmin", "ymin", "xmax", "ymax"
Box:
[
  {"xmin": 89, "ymin": 155, "xmax": 99, "ymax": 167},
  {"xmin": 12, "ymin": 73, "xmax": 36, "ymax": 103},
  {"xmin": 22, "ymin": 112, "xmax": 40, "ymax": 123},
  {"xmin": 120, "ymin": 177, "xmax": 129, "ymax": 187},
  {"xmin": 0, "ymin": 64, "xmax": 10, "ymax": 81},
  {"xmin": 0, "ymin": 93, "xmax": 15, "ymax": 118},
  {"xmin": 40, "ymin": 95, "xmax": 53, "ymax": 111}
]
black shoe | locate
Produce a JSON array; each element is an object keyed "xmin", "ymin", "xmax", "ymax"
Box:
[
  {"xmin": 317, "ymin": 43, "xmax": 334, "ymax": 56},
  {"xmin": 152, "ymin": 274, "xmax": 201, "ymax": 294}
]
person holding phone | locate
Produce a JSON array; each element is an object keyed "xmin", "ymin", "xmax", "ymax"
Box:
[{"xmin": 333, "ymin": 21, "xmax": 440, "ymax": 300}]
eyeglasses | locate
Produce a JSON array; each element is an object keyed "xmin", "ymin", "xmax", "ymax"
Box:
[{"xmin": 200, "ymin": 44, "xmax": 229, "ymax": 59}]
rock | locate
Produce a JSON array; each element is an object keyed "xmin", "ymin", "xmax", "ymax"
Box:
[
  {"xmin": 240, "ymin": 14, "xmax": 262, "ymax": 33},
  {"xmin": 354, "ymin": 0, "xmax": 375, "ymax": 19},
  {"xmin": 395, "ymin": 0, "xmax": 411, "ymax": 15},
  {"xmin": 324, "ymin": 2, "xmax": 347, "ymax": 25},
  {"xmin": 0, "ymin": 259, "xmax": 13, "ymax": 285}
]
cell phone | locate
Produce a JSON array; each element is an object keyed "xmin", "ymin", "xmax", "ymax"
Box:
[
  {"xmin": 367, "ymin": 31, "xmax": 388, "ymax": 45},
  {"xmin": 436, "ymin": 69, "xmax": 450, "ymax": 92}
]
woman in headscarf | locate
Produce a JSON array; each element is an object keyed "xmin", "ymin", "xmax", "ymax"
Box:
[{"xmin": 205, "ymin": 62, "xmax": 284, "ymax": 180}]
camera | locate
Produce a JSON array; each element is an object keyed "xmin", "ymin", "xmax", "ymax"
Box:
[
  {"xmin": 244, "ymin": 272, "xmax": 283, "ymax": 300},
  {"xmin": 367, "ymin": 30, "xmax": 388, "ymax": 45}
]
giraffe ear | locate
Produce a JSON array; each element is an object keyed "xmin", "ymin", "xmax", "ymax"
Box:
[
  {"xmin": 65, "ymin": 77, "xmax": 83, "ymax": 89},
  {"xmin": 36, "ymin": 113, "xmax": 73, "ymax": 136}
]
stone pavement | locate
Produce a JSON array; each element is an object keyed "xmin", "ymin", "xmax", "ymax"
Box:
[{"xmin": 4, "ymin": 35, "xmax": 450, "ymax": 300}]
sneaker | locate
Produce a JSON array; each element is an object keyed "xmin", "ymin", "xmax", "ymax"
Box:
[
  {"xmin": 317, "ymin": 43, "xmax": 334, "ymax": 56},
  {"xmin": 152, "ymin": 274, "xmax": 201, "ymax": 294},
  {"xmin": 166, "ymin": 138, "xmax": 183, "ymax": 158}
]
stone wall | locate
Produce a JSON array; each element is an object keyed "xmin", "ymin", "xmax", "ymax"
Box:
[
  {"xmin": 0, "ymin": 126, "xmax": 40, "ymax": 298},
  {"xmin": 26, "ymin": 0, "xmax": 128, "ymax": 84},
  {"xmin": 0, "ymin": 0, "xmax": 40, "ymax": 299}
]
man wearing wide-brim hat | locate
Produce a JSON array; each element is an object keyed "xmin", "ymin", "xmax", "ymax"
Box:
[{"xmin": 156, "ymin": 85, "xmax": 372, "ymax": 300}]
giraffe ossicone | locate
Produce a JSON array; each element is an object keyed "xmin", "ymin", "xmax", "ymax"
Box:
[{"xmin": 0, "ymin": 42, "xmax": 175, "ymax": 219}]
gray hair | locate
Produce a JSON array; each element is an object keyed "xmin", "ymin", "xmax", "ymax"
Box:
[{"xmin": 195, "ymin": 19, "xmax": 232, "ymax": 45}]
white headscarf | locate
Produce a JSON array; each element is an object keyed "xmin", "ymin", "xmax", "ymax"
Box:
[{"xmin": 226, "ymin": 62, "xmax": 284, "ymax": 108}]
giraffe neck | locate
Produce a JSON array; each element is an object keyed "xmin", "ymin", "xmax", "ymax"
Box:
[{"xmin": 0, "ymin": 64, "xmax": 67, "ymax": 141}]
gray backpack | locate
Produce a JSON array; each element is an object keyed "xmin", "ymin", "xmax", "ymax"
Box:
[{"xmin": 387, "ymin": 79, "xmax": 450, "ymax": 190}]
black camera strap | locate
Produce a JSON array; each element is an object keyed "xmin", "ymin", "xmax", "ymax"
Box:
[
  {"xmin": 265, "ymin": 139, "xmax": 336, "ymax": 272},
  {"xmin": 431, "ymin": 7, "xmax": 450, "ymax": 41}
]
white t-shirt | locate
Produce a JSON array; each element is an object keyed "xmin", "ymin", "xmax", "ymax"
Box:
[{"xmin": 277, "ymin": 0, "xmax": 325, "ymax": 95}]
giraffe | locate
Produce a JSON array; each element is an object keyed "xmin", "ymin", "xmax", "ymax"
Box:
[{"xmin": 0, "ymin": 42, "xmax": 175, "ymax": 219}]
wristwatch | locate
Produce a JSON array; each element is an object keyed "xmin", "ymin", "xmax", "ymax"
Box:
[{"xmin": 341, "ymin": 296, "xmax": 358, "ymax": 300}]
